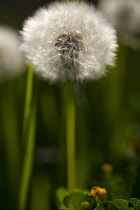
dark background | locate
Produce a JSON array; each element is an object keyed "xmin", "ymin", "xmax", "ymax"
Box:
[{"xmin": 1, "ymin": 0, "xmax": 140, "ymax": 210}]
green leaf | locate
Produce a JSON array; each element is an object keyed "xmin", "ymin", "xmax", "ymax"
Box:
[
  {"xmin": 63, "ymin": 192, "xmax": 86, "ymax": 210},
  {"xmin": 56, "ymin": 187, "xmax": 68, "ymax": 206},
  {"xmin": 63, "ymin": 195, "xmax": 71, "ymax": 208},
  {"xmin": 112, "ymin": 199, "xmax": 134, "ymax": 210},
  {"xmin": 98, "ymin": 207, "xmax": 105, "ymax": 210},
  {"xmin": 101, "ymin": 201, "xmax": 117, "ymax": 210},
  {"xmin": 70, "ymin": 192, "xmax": 86, "ymax": 210},
  {"xmin": 128, "ymin": 198, "xmax": 140, "ymax": 209}
]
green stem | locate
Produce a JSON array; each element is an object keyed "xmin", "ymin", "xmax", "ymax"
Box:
[
  {"xmin": 19, "ymin": 72, "xmax": 39, "ymax": 210},
  {"xmin": 22, "ymin": 65, "xmax": 34, "ymax": 147},
  {"xmin": 65, "ymin": 83, "xmax": 76, "ymax": 192},
  {"xmin": 95, "ymin": 196, "xmax": 102, "ymax": 210},
  {"xmin": 30, "ymin": 173, "xmax": 51, "ymax": 210},
  {"xmin": 108, "ymin": 44, "xmax": 127, "ymax": 156},
  {"xmin": 107, "ymin": 44, "xmax": 126, "ymax": 120},
  {"xmin": 0, "ymin": 81, "xmax": 21, "ymax": 204}
]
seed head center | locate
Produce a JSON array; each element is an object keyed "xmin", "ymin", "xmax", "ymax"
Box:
[
  {"xmin": 55, "ymin": 33, "xmax": 83, "ymax": 54},
  {"xmin": 55, "ymin": 33, "xmax": 83, "ymax": 69}
]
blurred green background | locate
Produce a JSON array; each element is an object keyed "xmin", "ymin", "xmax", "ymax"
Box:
[{"xmin": 0, "ymin": 0, "xmax": 140, "ymax": 210}]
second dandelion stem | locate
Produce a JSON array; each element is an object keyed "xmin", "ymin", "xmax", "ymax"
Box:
[
  {"xmin": 65, "ymin": 83, "xmax": 76, "ymax": 192},
  {"xmin": 19, "ymin": 67, "xmax": 39, "ymax": 210}
]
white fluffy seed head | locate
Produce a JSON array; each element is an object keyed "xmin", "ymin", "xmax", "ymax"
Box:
[
  {"xmin": 21, "ymin": 2, "xmax": 117, "ymax": 83},
  {"xmin": 99, "ymin": 0, "xmax": 140, "ymax": 49},
  {"xmin": 0, "ymin": 27, "xmax": 24, "ymax": 81}
]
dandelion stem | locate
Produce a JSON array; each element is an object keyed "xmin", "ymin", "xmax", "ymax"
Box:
[
  {"xmin": 22, "ymin": 65, "xmax": 34, "ymax": 147},
  {"xmin": 65, "ymin": 83, "xmax": 76, "ymax": 192},
  {"xmin": 19, "ymin": 69, "xmax": 39, "ymax": 210}
]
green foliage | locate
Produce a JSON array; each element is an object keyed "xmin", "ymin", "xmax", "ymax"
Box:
[
  {"xmin": 112, "ymin": 199, "xmax": 133, "ymax": 210},
  {"xmin": 56, "ymin": 187, "xmax": 68, "ymax": 207},
  {"xmin": 58, "ymin": 190, "xmax": 140, "ymax": 210},
  {"xmin": 128, "ymin": 198, "xmax": 140, "ymax": 210}
]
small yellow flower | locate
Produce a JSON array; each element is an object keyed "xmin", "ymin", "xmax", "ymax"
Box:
[
  {"xmin": 81, "ymin": 201, "xmax": 90, "ymax": 208},
  {"xmin": 98, "ymin": 188, "xmax": 107, "ymax": 199},
  {"xmin": 91, "ymin": 186, "xmax": 101, "ymax": 196},
  {"xmin": 91, "ymin": 186, "xmax": 107, "ymax": 199},
  {"xmin": 102, "ymin": 163, "xmax": 113, "ymax": 173}
]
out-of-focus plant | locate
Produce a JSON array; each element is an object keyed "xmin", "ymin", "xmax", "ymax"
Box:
[
  {"xmin": 0, "ymin": 26, "xmax": 24, "ymax": 208},
  {"xmin": 99, "ymin": 0, "xmax": 140, "ymax": 50},
  {"xmin": 56, "ymin": 187, "xmax": 140, "ymax": 210}
]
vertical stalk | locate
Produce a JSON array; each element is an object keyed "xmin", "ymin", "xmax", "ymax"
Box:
[
  {"xmin": 108, "ymin": 44, "xmax": 127, "ymax": 155},
  {"xmin": 107, "ymin": 44, "xmax": 126, "ymax": 120},
  {"xmin": 0, "ymin": 80, "xmax": 21, "ymax": 204},
  {"xmin": 22, "ymin": 65, "xmax": 34, "ymax": 147},
  {"xmin": 65, "ymin": 83, "xmax": 76, "ymax": 192},
  {"xmin": 30, "ymin": 173, "xmax": 51, "ymax": 210},
  {"xmin": 19, "ymin": 68, "xmax": 39, "ymax": 210}
]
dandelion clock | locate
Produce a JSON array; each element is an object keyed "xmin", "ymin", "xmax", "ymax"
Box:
[
  {"xmin": 99, "ymin": 0, "xmax": 140, "ymax": 49},
  {"xmin": 20, "ymin": 3, "xmax": 117, "ymax": 209},
  {"xmin": 21, "ymin": 2, "xmax": 117, "ymax": 83},
  {"xmin": 0, "ymin": 27, "xmax": 23, "ymax": 81}
]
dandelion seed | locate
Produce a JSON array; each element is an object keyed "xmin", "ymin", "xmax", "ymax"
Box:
[
  {"xmin": 0, "ymin": 27, "xmax": 23, "ymax": 80},
  {"xmin": 21, "ymin": 2, "xmax": 117, "ymax": 83},
  {"xmin": 99, "ymin": 0, "xmax": 140, "ymax": 49}
]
